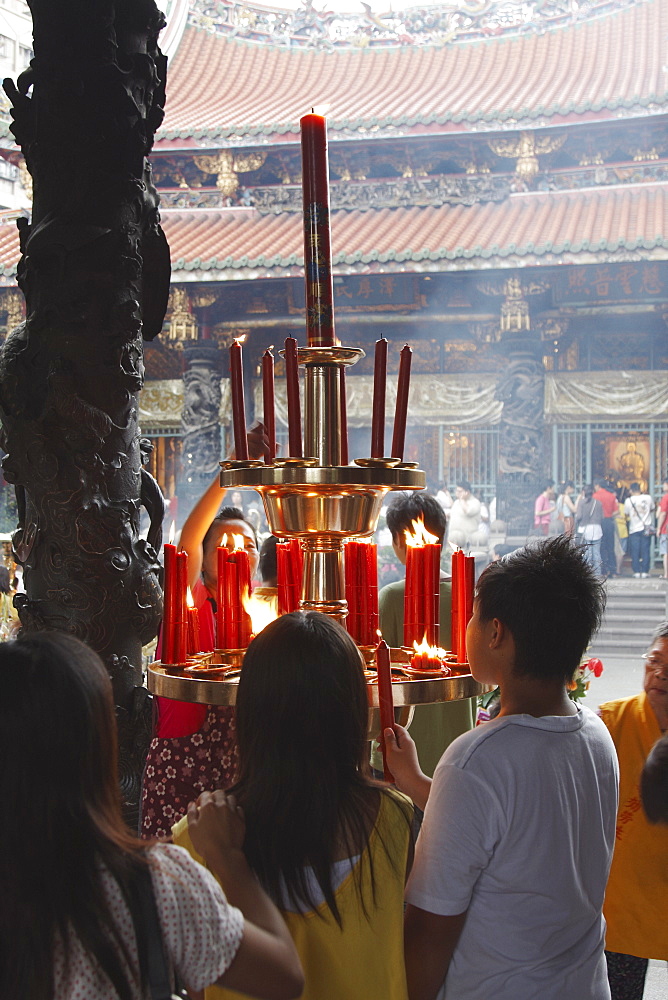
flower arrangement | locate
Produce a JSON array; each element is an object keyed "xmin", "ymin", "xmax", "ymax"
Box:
[
  {"xmin": 476, "ymin": 656, "xmax": 604, "ymax": 723},
  {"xmin": 567, "ymin": 657, "xmax": 604, "ymax": 703}
]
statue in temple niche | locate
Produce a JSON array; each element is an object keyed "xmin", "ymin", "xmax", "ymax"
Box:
[{"xmin": 616, "ymin": 441, "xmax": 647, "ymax": 492}]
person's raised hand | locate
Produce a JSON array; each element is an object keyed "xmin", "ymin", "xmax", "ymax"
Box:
[
  {"xmin": 226, "ymin": 421, "xmax": 270, "ymax": 461},
  {"xmin": 187, "ymin": 789, "xmax": 245, "ymax": 865},
  {"xmin": 247, "ymin": 421, "xmax": 270, "ymax": 460}
]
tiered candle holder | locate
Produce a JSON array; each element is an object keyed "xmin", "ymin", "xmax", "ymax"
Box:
[{"xmin": 147, "ymin": 110, "xmax": 488, "ymax": 715}]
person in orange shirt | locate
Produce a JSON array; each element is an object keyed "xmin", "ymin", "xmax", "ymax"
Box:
[
  {"xmin": 599, "ymin": 622, "xmax": 668, "ymax": 999},
  {"xmin": 593, "ymin": 478, "xmax": 620, "ymax": 578}
]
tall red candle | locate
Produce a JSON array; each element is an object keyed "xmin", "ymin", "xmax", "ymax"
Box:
[
  {"xmin": 277, "ymin": 538, "xmax": 303, "ymax": 614},
  {"xmin": 300, "ymin": 112, "xmax": 335, "ymax": 348},
  {"xmin": 175, "ymin": 550, "xmax": 189, "ymax": 664},
  {"xmin": 187, "ymin": 605, "xmax": 201, "ymax": 656},
  {"xmin": 162, "ymin": 541, "xmax": 177, "ymax": 664},
  {"xmin": 230, "ymin": 340, "xmax": 249, "ymax": 460},
  {"xmin": 284, "ymin": 337, "xmax": 302, "ymax": 458},
  {"xmin": 262, "ymin": 349, "xmax": 276, "ymax": 463},
  {"xmin": 376, "ymin": 638, "xmax": 395, "ymax": 783},
  {"xmin": 344, "ymin": 540, "xmax": 378, "ymax": 645},
  {"xmin": 371, "ymin": 338, "xmax": 388, "ymax": 458},
  {"xmin": 451, "ymin": 550, "xmax": 468, "ymax": 662},
  {"xmin": 340, "ymin": 367, "xmax": 349, "ymax": 466},
  {"xmin": 217, "ymin": 546, "xmax": 228, "ymax": 649},
  {"xmin": 403, "ymin": 521, "xmax": 440, "ymax": 649},
  {"xmin": 391, "ymin": 344, "xmax": 412, "ymax": 461}
]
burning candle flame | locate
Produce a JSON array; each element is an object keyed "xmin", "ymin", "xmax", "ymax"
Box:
[
  {"xmin": 186, "ymin": 587, "xmax": 194, "ymax": 609},
  {"xmin": 235, "ymin": 334, "xmax": 247, "ymax": 345},
  {"xmin": 243, "ymin": 590, "xmax": 279, "ymax": 637},
  {"xmin": 222, "ymin": 533, "xmax": 247, "ymax": 552},
  {"xmin": 404, "ymin": 517, "xmax": 439, "ymax": 547},
  {"xmin": 413, "ymin": 637, "xmax": 448, "ymax": 659},
  {"xmin": 168, "ymin": 521, "xmax": 176, "ymax": 545}
]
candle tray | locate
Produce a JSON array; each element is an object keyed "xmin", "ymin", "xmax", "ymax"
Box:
[{"xmin": 148, "ymin": 652, "xmax": 487, "ymax": 709}]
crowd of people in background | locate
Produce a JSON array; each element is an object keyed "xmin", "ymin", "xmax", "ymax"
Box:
[{"xmin": 529, "ymin": 475, "xmax": 668, "ymax": 580}]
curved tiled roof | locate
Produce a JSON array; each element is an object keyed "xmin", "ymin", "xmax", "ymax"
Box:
[
  {"xmin": 158, "ymin": 0, "xmax": 668, "ymax": 143},
  {"xmin": 0, "ymin": 184, "xmax": 666, "ymax": 281},
  {"xmin": 162, "ymin": 183, "xmax": 668, "ymax": 274}
]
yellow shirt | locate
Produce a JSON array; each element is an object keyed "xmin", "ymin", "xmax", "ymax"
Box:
[
  {"xmin": 173, "ymin": 789, "xmax": 412, "ymax": 1000},
  {"xmin": 600, "ymin": 693, "xmax": 668, "ymax": 959}
]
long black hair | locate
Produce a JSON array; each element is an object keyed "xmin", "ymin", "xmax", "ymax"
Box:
[
  {"xmin": 230, "ymin": 611, "xmax": 409, "ymax": 924},
  {"xmin": 0, "ymin": 632, "xmax": 151, "ymax": 1000}
]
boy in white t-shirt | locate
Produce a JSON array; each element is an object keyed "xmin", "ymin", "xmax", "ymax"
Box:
[{"xmin": 385, "ymin": 535, "xmax": 619, "ymax": 1000}]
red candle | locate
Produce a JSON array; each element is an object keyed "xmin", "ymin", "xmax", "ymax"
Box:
[
  {"xmin": 391, "ymin": 344, "xmax": 412, "ymax": 461},
  {"xmin": 371, "ymin": 338, "xmax": 388, "ymax": 458},
  {"xmin": 451, "ymin": 550, "xmax": 468, "ymax": 662},
  {"xmin": 403, "ymin": 522, "xmax": 440, "ymax": 650},
  {"xmin": 187, "ymin": 605, "xmax": 200, "ymax": 655},
  {"xmin": 175, "ymin": 550, "xmax": 189, "ymax": 664},
  {"xmin": 300, "ymin": 111, "xmax": 336, "ymax": 348},
  {"xmin": 376, "ymin": 638, "xmax": 395, "ymax": 783},
  {"xmin": 284, "ymin": 337, "xmax": 302, "ymax": 458},
  {"xmin": 217, "ymin": 546, "xmax": 228, "ymax": 648},
  {"xmin": 162, "ymin": 541, "xmax": 177, "ymax": 664},
  {"xmin": 462, "ymin": 554, "xmax": 475, "ymax": 664},
  {"xmin": 344, "ymin": 540, "xmax": 379, "ymax": 645},
  {"xmin": 262, "ymin": 349, "xmax": 276, "ymax": 463},
  {"xmin": 277, "ymin": 538, "xmax": 303, "ymax": 614},
  {"xmin": 230, "ymin": 339, "xmax": 249, "ymax": 461},
  {"xmin": 340, "ymin": 367, "xmax": 349, "ymax": 466},
  {"xmin": 236, "ymin": 548, "xmax": 252, "ymax": 648}
]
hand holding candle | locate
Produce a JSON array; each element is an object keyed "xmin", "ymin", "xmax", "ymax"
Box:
[{"xmin": 376, "ymin": 638, "xmax": 395, "ymax": 783}]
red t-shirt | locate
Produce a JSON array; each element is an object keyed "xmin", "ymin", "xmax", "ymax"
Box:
[
  {"xmin": 593, "ymin": 488, "xmax": 619, "ymax": 519},
  {"xmin": 659, "ymin": 494, "xmax": 668, "ymax": 535}
]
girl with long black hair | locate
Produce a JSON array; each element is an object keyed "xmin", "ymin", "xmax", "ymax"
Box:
[
  {"xmin": 0, "ymin": 631, "xmax": 302, "ymax": 1000},
  {"xmin": 175, "ymin": 611, "xmax": 414, "ymax": 1000}
]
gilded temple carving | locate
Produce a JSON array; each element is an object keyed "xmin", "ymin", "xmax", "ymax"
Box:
[{"xmin": 194, "ymin": 150, "xmax": 267, "ymax": 199}]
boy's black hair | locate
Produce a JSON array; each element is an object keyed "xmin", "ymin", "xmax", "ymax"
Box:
[
  {"xmin": 202, "ymin": 505, "xmax": 257, "ymax": 554},
  {"xmin": 259, "ymin": 535, "xmax": 278, "ymax": 585},
  {"xmin": 385, "ymin": 492, "xmax": 446, "ymax": 545},
  {"xmin": 456, "ymin": 480, "xmax": 472, "ymax": 493},
  {"xmin": 475, "ymin": 535, "xmax": 605, "ymax": 684}
]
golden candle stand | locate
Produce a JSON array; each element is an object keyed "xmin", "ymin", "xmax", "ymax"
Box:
[{"xmin": 146, "ymin": 339, "xmax": 489, "ymax": 713}]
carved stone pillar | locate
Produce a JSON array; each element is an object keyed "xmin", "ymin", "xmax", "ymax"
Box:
[
  {"xmin": 494, "ymin": 277, "xmax": 548, "ymax": 534},
  {"xmin": 0, "ymin": 0, "xmax": 170, "ymax": 822},
  {"xmin": 180, "ymin": 343, "xmax": 222, "ymax": 513}
]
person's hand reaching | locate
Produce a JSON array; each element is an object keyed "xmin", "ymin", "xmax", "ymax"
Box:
[{"xmin": 227, "ymin": 421, "xmax": 270, "ymax": 461}]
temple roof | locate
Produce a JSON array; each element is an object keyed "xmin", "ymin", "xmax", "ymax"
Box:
[
  {"xmin": 3, "ymin": 181, "xmax": 665, "ymax": 283},
  {"xmin": 157, "ymin": 0, "xmax": 668, "ymax": 146}
]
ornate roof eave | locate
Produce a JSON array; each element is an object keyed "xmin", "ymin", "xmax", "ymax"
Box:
[
  {"xmin": 155, "ymin": 99, "xmax": 668, "ymax": 148},
  {"xmin": 168, "ymin": 243, "xmax": 668, "ymax": 282}
]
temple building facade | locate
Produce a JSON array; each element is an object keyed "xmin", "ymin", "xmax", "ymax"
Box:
[{"xmin": 0, "ymin": 0, "xmax": 667, "ymax": 530}]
